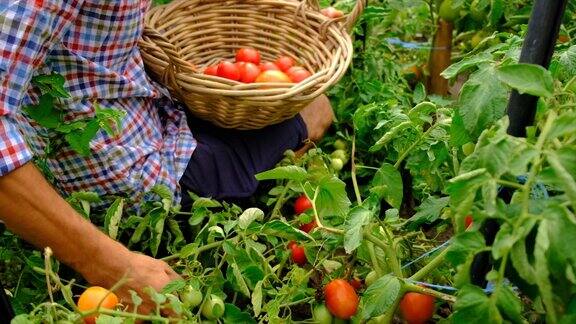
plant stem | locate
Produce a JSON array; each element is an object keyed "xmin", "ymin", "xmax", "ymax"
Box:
[
  {"xmin": 380, "ymin": 290, "xmax": 403, "ymax": 324},
  {"xmin": 367, "ymin": 241, "xmax": 385, "ymax": 277},
  {"xmin": 271, "ymin": 180, "xmax": 292, "ymax": 219},
  {"xmin": 351, "ymin": 135, "xmax": 363, "ymax": 205},
  {"xmin": 365, "ymin": 232, "xmax": 403, "ymax": 278},
  {"xmin": 308, "ymin": 186, "xmax": 345, "ymax": 235},
  {"xmin": 496, "ymin": 179, "xmax": 524, "ymax": 190},
  {"xmin": 409, "ymin": 244, "xmax": 449, "ymax": 281},
  {"xmin": 279, "ymin": 297, "xmax": 314, "ymax": 308},
  {"xmin": 404, "ymin": 283, "xmax": 456, "ymax": 303}
]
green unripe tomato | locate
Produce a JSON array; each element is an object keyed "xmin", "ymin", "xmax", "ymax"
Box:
[
  {"xmin": 313, "ymin": 304, "xmax": 333, "ymax": 324},
  {"xmin": 462, "ymin": 142, "xmax": 475, "ymax": 156},
  {"xmin": 180, "ymin": 285, "xmax": 203, "ymax": 308},
  {"xmin": 439, "ymin": 0, "xmax": 461, "ymax": 22},
  {"xmin": 331, "ymin": 149, "xmax": 348, "ymax": 163},
  {"xmin": 334, "ymin": 139, "xmax": 348, "ymax": 150},
  {"xmin": 201, "ymin": 294, "xmax": 225, "ymax": 320},
  {"xmin": 331, "ymin": 158, "xmax": 344, "ymax": 171},
  {"xmin": 365, "ymin": 271, "xmax": 379, "ymax": 287}
]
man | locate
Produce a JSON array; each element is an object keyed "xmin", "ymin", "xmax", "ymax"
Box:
[{"xmin": 0, "ymin": 0, "xmax": 332, "ymax": 313}]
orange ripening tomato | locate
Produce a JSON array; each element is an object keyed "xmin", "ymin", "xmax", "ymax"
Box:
[
  {"xmin": 238, "ymin": 62, "xmax": 261, "ymax": 83},
  {"xmin": 236, "ymin": 48, "xmax": 261, "ymax": 65},
  {"xmin": 399, "ymin": 292, "xmax": 435, "ymax": 324},
  {"xmin": 77, "ymin": 286, "xmax": 119, "ymax": 324},
  {"xmin": 259, "ymin": 62, "xmax": 281, "ymax": 71},
  {"xmin": 324, "ymin": 279, "xmax": 359, "ymax": 319},
  {"xmin": 255, "ymin": 70, "xmax": 292, "ymax": 83},
  {"xmin": 204, "ymin": 65, "xmax": 219, "ymax": 76},
  {"xmin": 274, "ymin": 56, "xmax": 296, "ymax": 72},
  {"xmin": 287, "ymin": 67, "xmax": 312, "ymax": 83},
  {"xmin": 321, "ymin": 7, "xmax": 344, "ymax": 18},
  {"xmin": 217, "ymin": 61, "xmax": 240, "ymax": 81}
]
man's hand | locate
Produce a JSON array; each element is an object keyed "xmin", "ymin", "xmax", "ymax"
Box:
[
  {"xmin": 297, "ymin": 94, "xmax": 334, "ymax": 156},
  {"xmin": 80, "ymin": 249, "xmax": 180, "ymax": 314},
  {"xmin": 0, "ymin": 163, "xmax": 178, "ymax": 314}
]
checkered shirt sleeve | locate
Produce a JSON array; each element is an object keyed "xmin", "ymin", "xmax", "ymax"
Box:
[{"xmin": 0, "ymin": 0, "xmax": 82, "ymax": 175}]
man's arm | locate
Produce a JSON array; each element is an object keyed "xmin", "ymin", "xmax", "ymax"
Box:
[{"xmin": 0, "ymin": 162, "xmax": 179, "ymax": 313}]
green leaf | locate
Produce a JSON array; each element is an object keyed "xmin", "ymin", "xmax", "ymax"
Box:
[
  {"xmin": 407, "ymin": 196, "xmax": 449, "ymax": 228},
  {"xmin": 252, "ymin": 281, "xmax": 263, "ymax": 317},
  {"xmin": 534, "ymin": 220, "xmax": 557, "ymax": 323},
  {"xmin": 496, "ymin": 64, "xmax": 554, "ymax": 97},
  {"xmin": 546, "ymin": 112, "xmax": 576, "ymax": 141},
  {"xmin": 370, "ymin": 163, "xmax": 403, "ymax": 209},
  {"xmin": 547, "ymin": 151, "xmax": 576, "ymax": 205},
  {"xmin": 255, "ymin": 166, "xmax": 308, "ymax": 181},
  {"xmin": 441, "ymin": 52, "xmax": 492, "ymax": 79},
  {"xmin": 261, "ymin": 220, "xmax": 310, "ymax": 241},
  {"xmin": 452, "ymin": 285, "xmax": 502, "ymax": 323},
  {"xmin": 407, "ymin": 102, "xmax": 436, "ymax": 124},
  {"xmin": 344, "ymin": 206, "xmax": 373, "ymax": 253},
  {"xmin": 360, "ymin": 275, "xmax": 401, "ymax": 319},
  {"xmin": 307, "ymin": 176, "xmax": 351, "ymax": 217},
  {"xmin": 446, "ymin": 231, "xmax": 486, "ymax": 266},
  {"xmin": 31, "ymin": 73, "xmax": 70, "ymax": 98},
  {"xmin": 231, "ymin": 263, "xmax": 251, "ymax": 297},
  {"xmin": 446, "ymin": 168, "xmax": 490, "ymax": 208},
  {"xmin": 238, "ymin": 208, "xmax": 264, "ymax": 230},
  {"xmin": 23, "ymin": 94, "xmax": 61, "ymax": 129},
  {"xmin": 223, "ymin": 303, "xmax": 257, "ymax": 323},
  {"xmin": 149, "ymin": 208, "xmax": 167, "ymax": 257},
  {"xmin": 65, "ymin": 119, "xmax": 100, "ymax": 156},
  {"xmin": 192, "ymin": 197, "xmax": 221, "ymax": 208},
  {"xmin": 161, "ymin": 279, "xmax": 187, "ymax": 294},
  {"xmin": 458, "ymin": 67, "xmax": 508, "ymax": 137},
  {"xmin": 496, "ymin": 285, "xmax": 524, "ymax": 323},
  {"xmin": 489, "ymin": 0, "xmax": 504, "ymax": 26},
  {"xmin": 104, "ymin": 198, "xmax": 123, "ymax": 240},
  {"xmin": 450, "ymin": 109, "xmax": 472, "ymax": 146},
  {"xmin": 557, "ymin": 45, "xmax": 576, "ymax": 81},
  {"xmin": 370, "ymin": 121, "xmax": 412, "ymax": 152}
]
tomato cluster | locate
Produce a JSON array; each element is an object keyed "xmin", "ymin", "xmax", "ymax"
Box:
[{"xmin": 202, "ymin": 48, "xmax": 312, "ymax": 84}]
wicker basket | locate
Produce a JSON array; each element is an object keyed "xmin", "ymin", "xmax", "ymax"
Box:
[{"xmin": 139, "ymin": 0, "xmax": 365, "ymax": 130}]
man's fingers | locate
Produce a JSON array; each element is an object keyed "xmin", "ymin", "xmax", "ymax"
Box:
[{"xmin": 163, "ymin": 263, "xmax": 181, "ymax": 280}]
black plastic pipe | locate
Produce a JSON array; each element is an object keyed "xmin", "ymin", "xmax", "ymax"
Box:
[{"xmin": 470, "ymin": 0, "xmax": 569, "ymax": 287}]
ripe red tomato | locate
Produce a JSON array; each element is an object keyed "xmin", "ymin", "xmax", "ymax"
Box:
[
  {"xmin": 294, "ymin": 195, "xmax": 313, "ymax": 214},
  {"xmin": 217, "ymin": 61, "xmax": 240, "ymax": 81},
  {"xmin": 321, "ymin": 7, "xmax": 344, "ymax": 18},
  {"xmin": 290, "ymin": 243, "xmax": 307, "ymax": 266},
  {"xmin": 299, "ymin": 220, "xmax": 317, "ymax": 233},
  {"xmin": 287, "ymin": 240, "xmax": 297, "ymax": 250},
  {"xmin": 399, "ymin": 292, "xmax": 435, "ymax": 324},
  {"xmin": 465, "ymin": 215, "xmax": 473, "ymax": 229},
  {"xmin": 286, "ymin": 67, "xmax": 312, "ymax": 83},
  {"xmin": 324, "ymin": 279, "xmax": 359, "ymax": 319},
  {"xmin": 259, "ymin": 62, "xmax": 280, "ymax": 71},
  {"xmin": 236, "ymin": 48, "xmax": 261, "ymax": 65},
  {"xmin": 238, "ymin": 62, "xmax": 261, "ymax": 83},
  {"xmin": 204, "ymin": 65, "xmax": 219, "ymax": 76},
  {"xmin": 275, "ymin": 56, "xmax": 296, "ymax": 72},
  {"xmin": 77, "ymin": 287, "xmax": 119, "ymax": 324},
  {"xmin": 349, "ymin": 278, "xmax": 362, "ymax": 291},
  {"xmin": 255, "ymin": 70, "xmax": 292, "ymax": 83}
]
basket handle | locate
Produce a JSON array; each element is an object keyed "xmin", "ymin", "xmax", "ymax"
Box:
[{"xmin": 304, "ymin": 0, "xmax": 366, "ymax": 34}]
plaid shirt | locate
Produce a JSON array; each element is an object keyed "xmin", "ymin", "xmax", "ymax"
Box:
[{"xmin": 0, "ymin": 0, "xmax": 196, "ymax": 206}]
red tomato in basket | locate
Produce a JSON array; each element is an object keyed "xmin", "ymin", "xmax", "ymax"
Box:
[
  {"xmin": 287, "ymin": 67, "xmax": 312, "ymax": 83},
  {"xmin": 275, "ymin": 56, "xmax": 296, "ymax": 72},
  {"xmin": 321, "ymin": 7, "xmax": 344, "ymax": 18},
  {"xmin": 217, "ymin": 61, "xmax": 240, "ymax": 81},
  {"xmin": 236, "ymin": 48, "xmax": 261, "ymax": 65},
  {"xmin": 204, "ymin": 65, "xmax": 219, "ymax": 76},
  {"xmin": 238, "ymin": 62, "xmax": 261, "ymax": 83},
  {"xmin": 260, "ymin": 62, "xmax": 281, "ymax": 71},
  {"xmin": 255, "ymin": 70, "xmax": 292, "ymax": 83}
]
